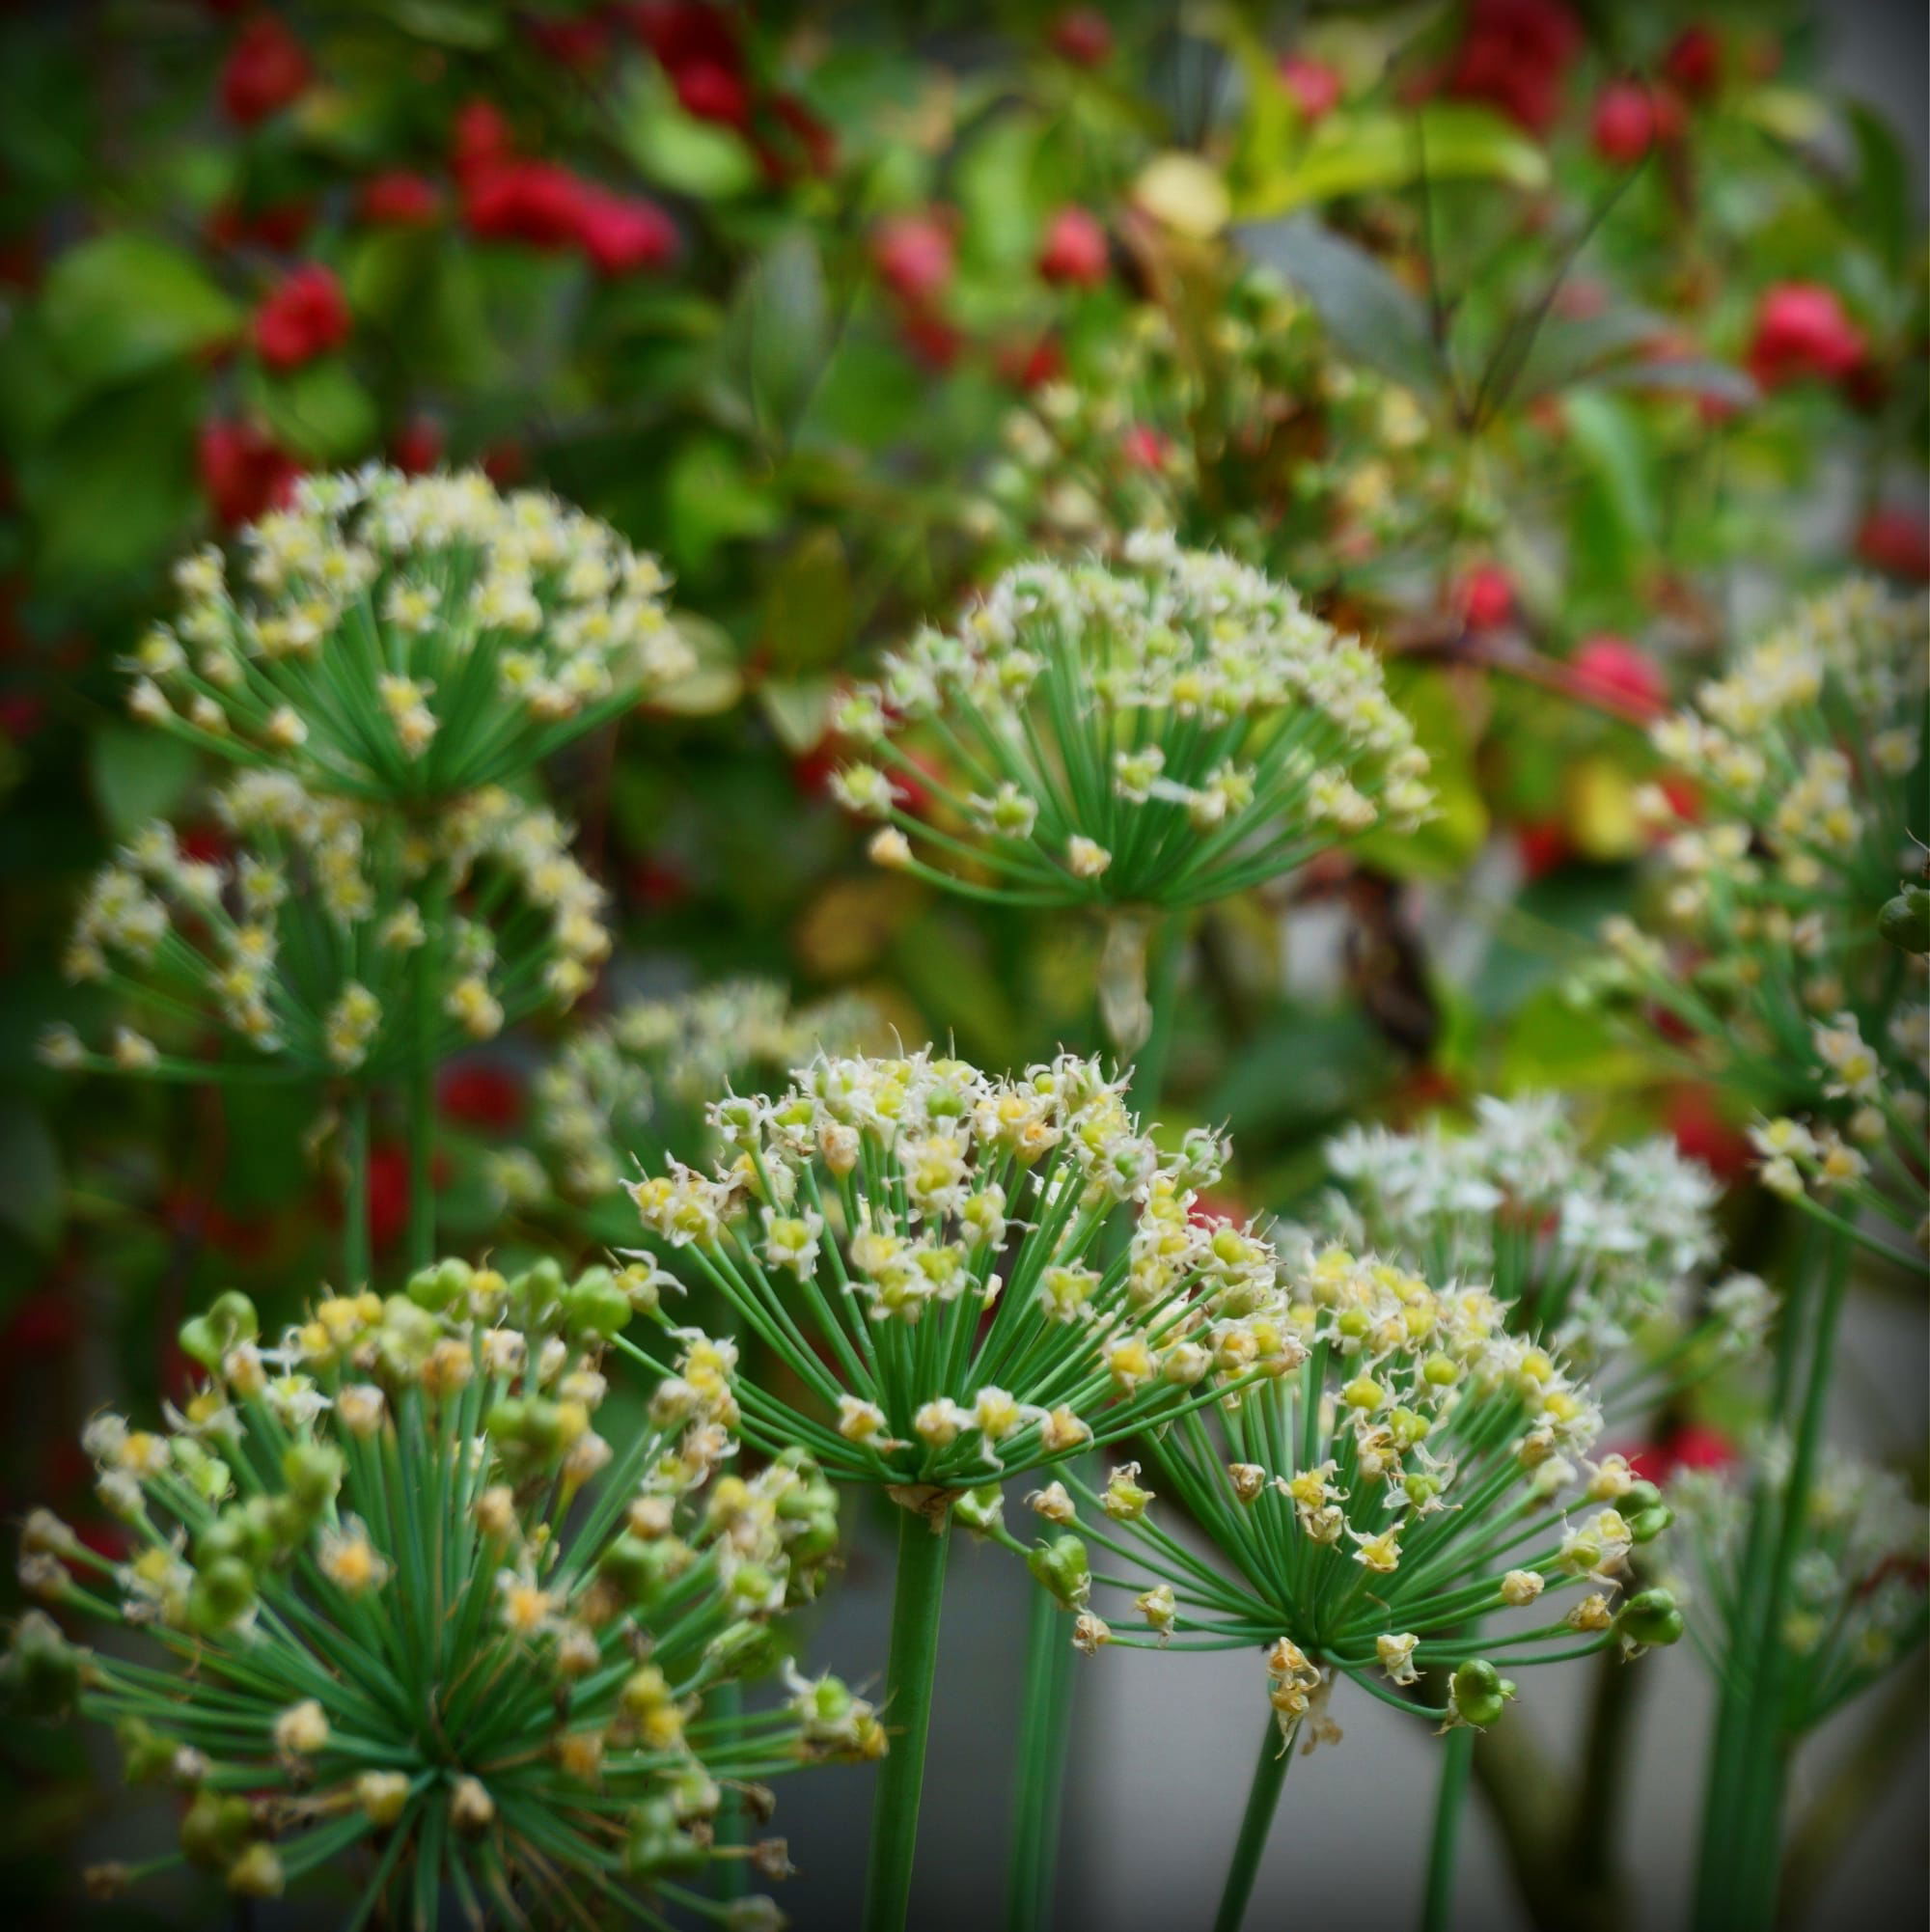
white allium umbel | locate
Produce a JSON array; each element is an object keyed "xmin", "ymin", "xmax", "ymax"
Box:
[
  {"xmin": 1571, "ymin": 579, "xmax": 1928, "ymax": 1256},
  {"xmin": 1664, "ymin": 1444, "xmax": 1928, "ymax": 1737},
  {"xmin": 994, "ymin": 1245, "xmax": 1682, "ymax": 1737},
  {"xmin": 3, "ymin": 1261, "xmax": 870, "ymax": 1924},
  {"xmin": 1301, "ymin": 1094, "xmax": 1767, "ymax": 1376},
  {"xmin": 833, "ymin": 537, "xmax": 1435, "ymax": 910},
  {"xmin": 42, "ymin": 777, "xmax": 607, "ymax": 1081},
  {"xmin": 123, "ymin": 467, "xmax": 691, "ymax": 803},
  {"xmin": 622, "ymin": 1050, "xmax": 1296, "ymax": 1488}
]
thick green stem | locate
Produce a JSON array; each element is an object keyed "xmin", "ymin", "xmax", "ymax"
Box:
[
  {"xmin": 710, "ymin": 1680, "xmax": 750, "ymax": 1900},
  {"xmin": 1004, "ymin": 1583, "xmax": 1078, "ymax": 1932},
  {"xmin": 406, "ymin": 896, "xmax": 440, "ymax": 1273},
  {"xmin": 1002, "ymin": 911, "xmax": 1188, "ymax": 1930},
  {"xmin": 1421, "ymin": 1725, "xmax": 1475, "ymax": 1932},
  {"xmin": 1692, "ymin": 1229, "xmax": 1850, "ymax": 1932},
  {"xmin": 863, "ymin": 1505, "xmax": 951, "ymax": 1932},
  {"xmin": 1213, "ymin": 1718, "xmax": 1291, "ymax": 1932},
  {"xmin": 343, "ymin": 1086, "xmax": 372, "ymax": 1290}
]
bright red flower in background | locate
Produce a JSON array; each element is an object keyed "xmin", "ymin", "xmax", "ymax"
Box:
[
  {"xmin": 872, "ymin": 214, "xmax": 955, "ymax": 307},
  {"xmin": 1592, "ymin": 81, "xmax": 1659, "ymax": 164},
  {"xmin": 1048, "ymin": 9, "xmax": 1113, "ymax": 67},
  {"xmin": 463, "ymin": 159, "xmax": 589, "ymax": 249},
  {"xmin": 1667, "ymin": 1084, "xmax": 1755, "ymax": 1183},
  {"xmin": 1663, "ymin": 23, "xmax": 1723, "ymax": 99},
  {"xmin": 360, "ymin": 172, "xmax": 442, "ymax": 227},
  {"xmin": 573, "ymin": 189, "xmax": 679, "ymax": 275},
  {"xmin": 1121, "ymin": 425, "xmax": 1171, "ymax": 471},
  {"xmin": 252, "ymin": 263, "xmax": 351, "ymax": 371},
  {"xmin": 1036, "ymin": 207, "xmax": 1109, "ymax": 288},
  {"xmin": 994, "ymin": 335, "xmax": 1064, "ymax": 391},
  {"xmin": 1443, "ymin": 0, "xmax": 1583, "ymax": 136},
  {"xmin": 391, "ymin": 415, "xmax": 444, "ymax": 476},
  {"xmin": 675, "ymin": 60, "xmax": 751, "ymax": 127},
  {"xmin": 453, "ymin": 97, "xmax": 516, "ymax": 184},
  {"xmin": 632, "ymin": 1, "xmax": 740, "ymax": 74},
  {"xmin": 220, "ymin": 14, "xmax": 313, "ymax": 125},
  {"xmin": 198, "ymin": 419, "xmax": 301, "ymax": 526},
  {"xmin": 1278, "ymin": 56, "xmax": 1342, "ymax": 122},
  {"xmin": 1457, "ymin": 563, "xmax": 1514, "ymax": 630},
  {"xmin": 207, "ymin": 198, "xmax": 315, "ymax": 252},
  {"xmin": 1747, "ymin": 283, "xmax": 1866, "ymax": 390},
  {"xmin": 1629, "ymin": 1421, "xmax": 1737, "ymax": 1486},
  {"xmin": 1569, "ymin": 634, "xmax": 1668, "ymax": 716},
  {"xmin": 1855, "ymin": 505, "xmax": 1930, "ymax": 582},
  {"xmin": 439, "ymin": 1063, "xmax": 524, "ymax": 1133}
]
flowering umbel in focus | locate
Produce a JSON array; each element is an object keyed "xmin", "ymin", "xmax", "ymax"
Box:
[
  {"xmin": 6, "ymin": 1259, "xmax": 873, "ymax": 1923},
  {"xmin": 122, "ymin": 467, "xmax": 692, "ymax": 802},
  {"xmin": 998, "ymin": 1246, "xmax": 1681, "ymax": 1731},
  {"xmin": 623, "ymin": 1050, "xmax": 1299, "ymax": 1492},
  {"xmin": 41, "ymin": 776, "xmax": 608, "ymax": 1081},
  {"xmin": 833, "ymin": 537, "xmax": 1434, "ymax": 913}
]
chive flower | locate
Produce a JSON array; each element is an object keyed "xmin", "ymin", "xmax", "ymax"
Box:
[
  {"xmin": 6, "ymin": 1260, "xmax": 868, "ymax": 1924},
  {"xmin": 622, "ymin": 1049, "xmax": 1297, "ymax": 1489},
  {"xmin": 1302, "ymin": 1094, "xmax": 1773, "ymax": 1375},
  {"xmin": 1574, "ymin": 579, "xmax": 1927, "ymax": 1257},
  {"xmin": 1664, "ymin": 1443, "xmax": 1927, "ymax": 1738},
  {"xmin": 1004, "ymin": 1245, "xmax": 1681, "ymax": 1715},
  {"xmin": 524, "ymin": 980, "xmax": 880, "ymax": 1206},
  {"xmin": 833, "ymin": 537, "xmax": 1435, "ymax": 914},
  {"xmin": 123, "ymin": 467, "xmax": 691, "ymax": 803},
  {"xmin": 40, "ymin": 776, "xmax": 607, "ymax": 1082}
]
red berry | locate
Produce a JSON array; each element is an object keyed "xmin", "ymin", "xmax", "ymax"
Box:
[
  {"xmin": 1663, "ymin": 24, "xmax": 1722, "ymax": 99},
  {"xmin": 451, "ymin": 98, "xmax": 515, "ymax": 186},
  {"xmin": 1457, "ymin": 564, "xmax": 1514, "ymax": 630},
  {"xmin": 220, "ymin": 14, "xmax": 313, "ymax": 126},
  {"xmin": 572, "ymin": 190, "xmax": 679, "ymax": 275},
  {"xmin": 1120, "ymin": 425, "xmax": 1171, "ymax": 471},
  {"xmin": 871, "ymin": 215, "xmax": 954, "ymax": 307},
  {"xmin": 198, "ymin": 419, "xmax": 301, "ymax": 526},
  {"xmin": 359, "ymin": 172, "xmax": 442, "ymax": 227},
  {"xmin": 675, "ymin": 60, "xmax": 751, "ymax": 127},
  {"xmin": 1036, "ymin": 207, "xmax": 1109, "ymax": 288},
  {"xmin": 1444, "ymin": 0, "xmax": 1583, "ymax": 136},
  {"xmin": 252, "ymin": 263, "xmax": 351, "ymax": 372},
  {"xmin": 1856, "ymin": 505, "xmax": 1930, "ymax": 583},
  {"xmin": 1515, "ymin": 818, "xmax": 1572, "ymax": 881},
  {"xmin": 1278, "ymin": 56, "xmax": 1341, "ymax": 122},
  {"xmin": 1591, "ymin": 81, "xmax": 1657, "ymax": 165},
  {"xmin": 1667, "ymin": 1085, "xmax": 1754, "ymax": 1183},
  {"xmin": 439, "ymin": 1063, "xmax": 524, "ymax": 1133},
  {"xmin": 1569, "ymin": 634, "xmax": 1668, "ymax": 716},
  {"xmin": 1048, "ymin": 8, "xmax": 1113, "ymax": 67},
  {"xmin": 1747, "ymin": 283, "xmax": 1865, "ymax": 391},
  {"xmin": 391, "ymin": 415, "xmax": 444, "ymax": 476}
]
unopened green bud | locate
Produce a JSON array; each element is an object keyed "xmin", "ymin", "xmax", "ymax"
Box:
[
  {"xmin": 563, "ymin": 1266, "xmax": 631, "ymax": 1340},
  {"xmin": 1, "ymin": 1611, "xmax": 85, "ymax": 1718},
  {"xmin": 1616, "ymin": 1587, "xmax": 1685, "ymax": 1648},
  {"xmin": 179, "ymin": 1789, "xmax": 253, "ymax": 1870},
  {"xmin": 406, "ymin": 1258, "xmax": 472, "ymax": 1312},
  {"xmin": 1027, "ymin": 1533, "xmax": 1090, "ymax": 1610},
  {"xmin": 952, "ymin": 1485, "xmax": 1006, "ymax": 1536},
  {"xmin": 1878, "ymin": 884, "xmax": 1930, "ymax": 953},
  {"xmin": 179, "ymin": 1291, "xmax": 260, "ymax": 1371}
]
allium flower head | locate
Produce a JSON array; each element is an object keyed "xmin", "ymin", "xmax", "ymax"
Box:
[
  {"xmin": 624, "ymin": 1050, "xmax": 1296, "ymax": 1488},
  {"xmin": 44, "ymin": 777, "xmax": 606, "ymax": 1080},
  {"xmin": 5, "ymin": 1261, "xmax": 865, "ymax": 1922},
  {"xmin": 124, "ymin": 467, "xmax": 690, "ymax": 802},
  {"xmin": 1304, "ymin": 1094, "xmax": 1762, "ymax": 1373},
  {"xmin": 529, "ymin": 980, "xmax": 881, "ymax": 1203},
  {"xmin": 835, "ymin": 537, "xmax": 1434, "ymax": 911},
  {"xmin": 1572, "ymin": 579, "xmax": 1928, "ymax": 1251},
  {"xmin": 1665, "ymin": 1445, "xmax": 1928, "ymax": 1736},
  {"xmin": 1011, "ymin": 1244, "xmax": 1680, "ymax": 1741}
]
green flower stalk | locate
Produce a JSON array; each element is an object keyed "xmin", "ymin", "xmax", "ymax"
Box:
[
  {"xmin": 7, "ymin": 1260, "xmax": 871, "ymax": 1928},
  {"xmin": 41, "ymin": 777, "xmax": 609, "ymax": 1085},
  {"xmin": 1665, "ymin": 1442, "xmax": 1929, "ymax": 1930},
  {"xmin": 621, "ymin": 1048, "xmax": 1299, "ymax": 1930},
  {"xmin": 833, "ymin": 537, "xmax": 1434, "ymax": 921},
  {"xmin": 1574, "ymin": 578, "xmax": 1928, "ymax": 1267},
  {"xmin": 122, "ymin": 467, "xmax": 690, "ymax": 803},
  {"xmin": 997, "ymin": 1244, "xmax": 1681, "ymax": 1931},
  {"xmin": 1302, "ymin": 1093, "xmax": 1774, "ymax": 1388}
]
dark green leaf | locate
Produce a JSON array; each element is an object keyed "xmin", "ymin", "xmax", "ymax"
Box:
[
  {"xmin": 0, "ymin": 1099, "xmax": 63, "ymax": 1251},
  {"xmin": 41, "ymin": 235, "xmax": 239, "ymax": 394},
  {"xmin": 89, "ymin": 723, "xmax": 201, "ymax": 840}
]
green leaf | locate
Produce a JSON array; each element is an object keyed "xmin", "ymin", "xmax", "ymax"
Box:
[
  {"xmin": 1593, "ymin": 357, "xmax": 1756, "ymax": 408},
  {"xmin": 1508, "ymin": 307, "xmax": 1666, "ymax": 404},
  {"xmin": 89, "ymin": 722, "xmax": 200, "ymax": 839},
  {"xmin": 252, "ymin": 357, "xmax": 379, "ymax": 464},
  {"xmin": 1351, "ymin": 667, "xmax": 1488, "ymax": 880},
  {"xmin": 15, "ymin": 372, "xmax": 203, "ymax": 587},
  {"xmin": 620, "ymin": 69, "xmax": 759, "ymax": 201},
  {"xmin": 41, "ymin": 235, "xmax": 239, "ymax": 394},
  {"xmin": 760, "ymin": 528, "xmax": 852, "ymax": 672},
  {"xmin": 759, "ymin": 677, "xmax": 839, "ymax": 754},
  {"xmin": 390, "ymin": 0, "xmax": 504, "ymax": 45},
  {"xmin": 721, "ymin": 234, "xmax": 830, "ymax": 443},
  {"xmin": 1563, "ymin": 387, "xmax": 1658, "ymax": 594},
  {"xmin": 0, "ymin": 1099, "xmax": 63, "ymax": 1251},
  {"xmin": 1237, "ymin": 104, "xmax": 1549, "ymax": 219},
  {"xmin": 1845, "ymin": 101, "xmax": 1911, "ymax": 279},
  {"xmin": 664, "ymin": 435, "xmax": 782, "ymax": 572},
  {"xmin": 1233, "ymin": 216, "xmax": 1441, "ymax": 395}
]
